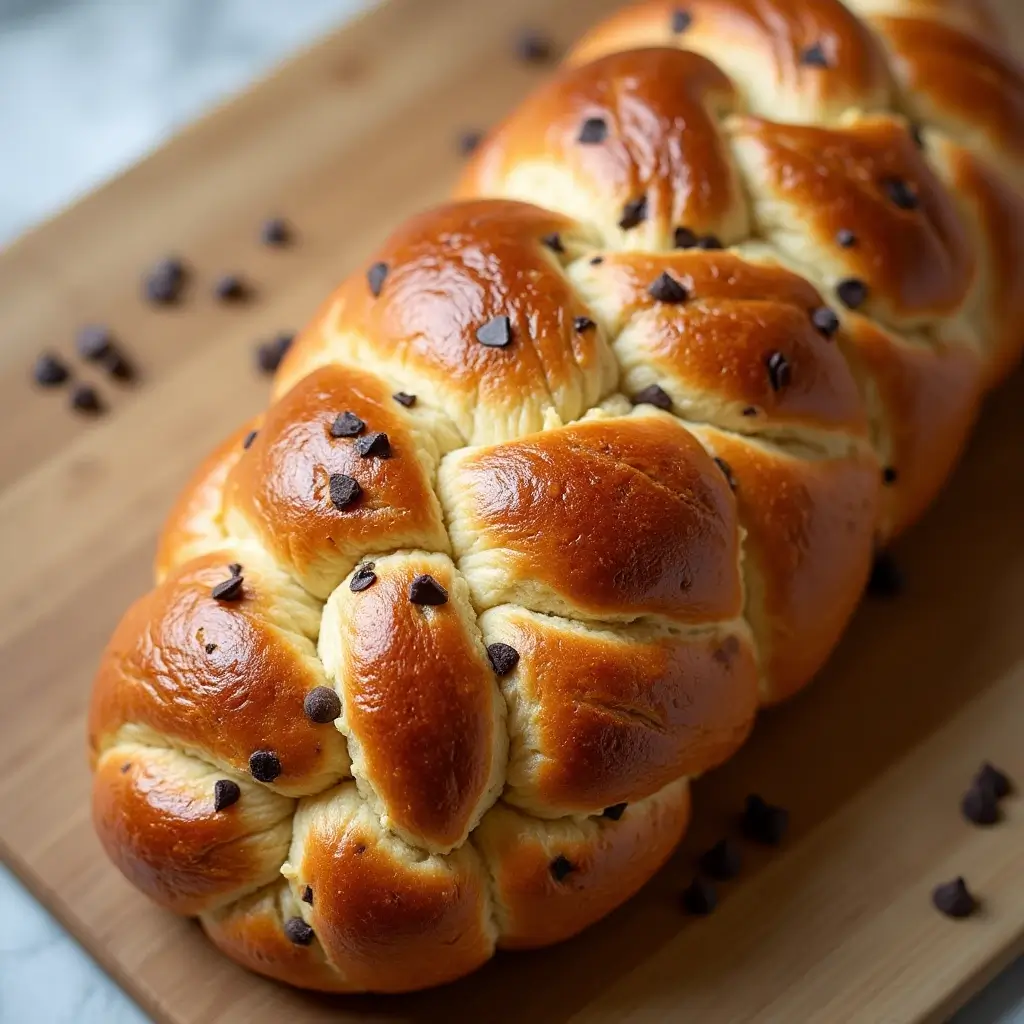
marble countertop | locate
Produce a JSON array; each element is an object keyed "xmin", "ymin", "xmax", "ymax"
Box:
[{"xmin": 0, "ymin": 2, "xmax": 1021, "ymax": 1022}]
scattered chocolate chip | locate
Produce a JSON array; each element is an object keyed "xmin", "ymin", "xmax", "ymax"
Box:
[
  {"xmin": 714, "ymin": 457, "xmax": 737, "ymax": 491},
  {"xmin": 144, "ymin": 257, "xmax": 186, "ymax": 304},
  {"xmin": 696, "ymin": 234, "xmax": 723, "ymax": 250},
  {"xmin": 740, "ymin": 794, "xmax": 790, "ymax": 845},
  {"xmin": 961, "ymin": 783, "xmax": 1000, "ymax": 826},
  {"xmin": 619, "ymin": 196, "xmax": 648, "ymax": 231},
  {"xmin": 476, "ymin": 314, "xmax": 512, "ymax": 348},
  {"xmin": 574, "ymin": 315, "xmax": 595, "ymax": 333},
  {"xmin": 284, "ymin": 917, "xmax": 315, "ymax": 945},
  {"xmin": 409, "ymin": 574, "xmax": 448, "ymax": 605},
  {"xmin": 867, "ymin": 551, "xmax": 903, "ymax": 597},
  {"xmin": 486, "ymin": 642, "xmax": 520, "ymax": 676},
  {"xmin": 550, "ymin": 854, "xmax": 576, "ymax": 882},
  {"xmin": 329, "ymin": 410, "xmax": 366, "ymax": 438},
  {"xmin": 302, "ymin": 885, "xmax": 314, "ymax": 905},
  {"xmin": 101, "ymin": 348, "xmax": 135, "ymax": 382},
  {"xmin": 243, "ymin": 429, "xmax": 258, "ymax": 450},
  {"xmin": 671, "ymin": 9, "xmax": 692, "ymax": 33},
  {"xmin": 909, "ymin": 122, "xmax": 926, "ymax": 150},
  {"xmin": 120, "ymin": 762, "xmax": 132, "ymax": 774},
  {"xmin": 811, "ymin": 306, "xmax": 840, "ymax": 339},
  {"xmin": 329, "ymin": 473, "xmax": 362, "ymax": 510},
  {"xmin": 515, "ymin": 29, "xmax": 552, "ymax": 63},
  {"xmin": 765, "ymin": 351, "xmax": 791, "ymax": 391},
  {"xmin": 578, "ymin": 116, "xmax": 608, "ymax": 145},
  {"xmin": 589, "ymin": 255, "xmax": 604, "ymax": 266},
  {"xmin": 249, "ymin": 750, "xmax": 282, "ymax": 784},
  {"xmin": 932, "ymin": 877, "xmax": 977, "ymax": 919},
  {"xmin": 205, "ymin": 642, "xmax": 217, "ymax": 654},
  {"xmin": 648, "ymin": 271, "xmax": 688, "ymax": 304},
  {"xmin": 882, "ymin": 177, "xmax": 919, "ymax": 211},
  {"xmin": 354, "ymin": 843, "xmax": 367, "ymax": 855},
  {"xmin": 70, "ymin": 383, "xmax": 103, "ymax": 414},
  {"xmin": 682, "ymin": 876, "xmax": 717, "ymax": 915},
  {"xmin": 699, "ymin": 838, "xmax": 742, "ymax": 880},
  {"xmin": 260, "ymin": 217, "xmax": 291, "ymax": 246},
  {"xmin": 837, "ymin": 228, "xmax": 857, "ymax": 248},
  {"xmin": 673, "ymin": 226, "xmax": 698, "ymax": 249},
  {"xmin": 213, "ymin": 779, "xmax": 241, "ymax": 812},
  {"xmin": 304, "ymin": 686, "xmax": 342, "ymax": 724},
  {"xmin": 212, "ymin": 575, "xmax": 244, "ymax": 602},
  {"xmin": 76, "ymin": 324, "xmax": 114, "ymax": 361},
  {"xmin": 33, "ymin": 353, "xmax": 69, "ymax": 387},
  {"xmin": 883, "ymin": 466, "xmax": 898, "ymax": 485},
  {"xmin": 541, "ymin": 232, "xmax": 564, "ymax": 254},
  {"xmin": 742, "ymin": 406, "xmax": 758, "ymax": 417},
  {"xmin": 975, "ymin": 763, "xmax": 1012, "ymax": 800},
  {"xmin": 837, "ymin": 278, "xmax": 869, "ymax": 310},
  {"xmin": 392, "ymin": 391, "xmax": 417, "ymax": 407},
  {"xmin": 800, "ymin": 42, "xmax": 829, "ymax": 68},
  {"xmin": 354, "ymin": 431, "xmax": 391, "ymax": 458},
  {"xmin": 255, "ymin": 332, "xmax": 294, "ymax": 373},
  {"xmin": 367, "ymin": 261, "xmax": 389, "ymax": 297},
  {"xmin": 458, "ymin": 129, "xmax": 483, "ymax": 156},
  {"xmin": 601, "ymin": 803, "xmax": 627, "ymax": 821},
  {"xmin": 631, "ymin": 383, "xmax": 673, "ymax": 411},
  {"xmin": 350, "ymin": 563, "xmax": 377, "ymax": 592}
]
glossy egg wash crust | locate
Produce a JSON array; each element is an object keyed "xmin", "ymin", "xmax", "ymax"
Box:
[{"xmin": 89, "ymin": 0, "xmax": 1024, "ymax": 994}]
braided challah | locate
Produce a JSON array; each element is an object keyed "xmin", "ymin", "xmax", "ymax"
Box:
[{"xmin": 89, "ymin": 0, "xmax": 1024, "ymax": 993}]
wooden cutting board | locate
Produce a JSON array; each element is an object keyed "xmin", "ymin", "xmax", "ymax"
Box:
[{"xmin": 2, "ymin": 1, "xmax": 1023, "ymax": 1021}]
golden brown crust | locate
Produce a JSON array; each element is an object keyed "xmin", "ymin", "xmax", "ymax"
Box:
[
  {"xmin": 456, "ymin": 48, "xmax": 745, "ymax": 250},
  {"xmin": 440, "ymin": 411, "xmax": 743, "ymax": 625},
  {"xmin": 473, "ymin": 779, "xmax": 690, "ymax": 949},
  {"xmin": 480, "ymin": 607, "xmax": 756, "ymax": 816}
]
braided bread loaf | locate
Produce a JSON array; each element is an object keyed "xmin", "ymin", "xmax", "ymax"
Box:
[{"xmin": 88, "ymin": 0, "xmax": 1024, "ymax": 994}]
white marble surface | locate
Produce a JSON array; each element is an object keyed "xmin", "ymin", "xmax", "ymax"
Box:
[{"xmin": 0, "ymin": 2, "xmax": 1021, "ymax": 1022}]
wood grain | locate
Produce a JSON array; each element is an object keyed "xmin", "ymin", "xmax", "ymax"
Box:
[{"xmin": 1, "ymin": 1, "xmax": 1023, "ymax": 1021}]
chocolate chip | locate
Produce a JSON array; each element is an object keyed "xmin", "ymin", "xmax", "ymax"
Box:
[
  {"xmin": 961, "ymin": 783, "xmax": 1000, "ymax": 826},
  {"xmin": 249, "ymin": 750, "xmax": 282, "ymax": 784},
  {"xmin": 714, "ymin": 457, "xmax": 737, "ymax": 491},
  {"xmin": 882, "ymin": 177, "xmax": 919, "ymax": 211},
  {"xmin": 601, "ymin": 803, "xmax": 627, "ymax": 821},
  {"xmin": 302, "ymin": 885, "xmax": 313, "ymax": 905},
  {"xmin": 255, "ymin": 332, "xmax": 294, "ymax": 373},
  {"xmin": 476, "ymin": 315, "xmax": 512, "ymax": 348},
  {"xmin": 102, "ymin": 348, "xmax": 135, "ymax": 382},
  {"xmin": 144, "ymin": 257, "xmax": 186, "ymax": 304},
  {"xmin": 975, "ymin": 763, "xmax": 1012, "ymax": 800},
  {"xmin": 243, "ymin": 429, "xmax": 258, "ymax": 450},
  {"xmin": 354, "ymin": 431, "xmax": 391, "ymax": 458},
  {"xmin": 867, "ymin": 551, "xmax": 903, "ymax": 598},
  {"xmin": 213, "ymin": 779, "xmax": 241, "ymax": 812},
  {"xmin": 458, "ymin": 129, "xmax": 483, "ymax": 156},
  {"xmin": 212, "ymin": 575, "xmax": 244, "ymax": 602},
  {"xmin": 303, "ymin": 686, "xmax": 342, "ymax": 724},
  {"xmin": 765, "ymin": 351, "xmax": 791, "ymax": 391},
  {"xmin": 883, "ymin": 466, "xmax": 898, "ymax": 485},
  {"xmin": 837, "ymin": 228, "xmax": 857, "ymax": 248},
  {"xmin": 541, "ymin": 232, "xmax": 564, "ymax": 254},
  {"xmin": 70, "ymin": 384, "xmax": 103, "ymax": 414},
  {"xmin": 330, "ymin": 411, "xmax": 366, "ymax": 438},
  {"xmin": 549, "ymin": 854, "xmax": 575, "ymax": 882},
  {"xmin": 811, "ymin": 306, "xmax": 840, "ymax": 339},
  {"xmin": 578, "ymin": 117, "xmax": 608, "ymax": 144},
  {"xmin": 33, "ymin": 353, "xmax": 69, "ymax": 387},
  {"xmin": 671, "ymin": 9, "xmax": 692, "ymax": 33},
  {"xmin": 696, "ymin": 234, "xmax": 723, "ymax": 250},
  {"xmin": 515, "ymin": 30, "xmax": 552, "ymax": 63},
  {"xmin": 800, "ymin": 42, "xmax": 829, "ymax": 67},
  {"xmin": 260, "ymin": 217, "xmax": 291, "ymax": 246},
  {"xmin": 742, "ymin": 406, "xmax": 758, "ymax": 417},
  {"xmin": 120, "ymin": 762, "xmax": 132, "ymax": 774},
  {"xmin": 215, "ymin": 274, "xmax": 248, "ymax": 302},
  {"xmin": 909, "ymin": 122, "xmax": 926, "ymax": 150},
  {"xmin": 589, "ymin": 255, "xmax": 604, "ymax": 266},
  {"xmin": 284, "ymin": 917, "xmax": 315, "ymax": 945},
  {"xmin": 682, "ymin": 876, "xmax": 717, "ymax": 915},
  {"xmin": 392, "ymin": 391, "xmax": 417, "ymax": 407},
  {"xmin": 837, "ymin": 278, "xmax": 869, "ymax": 310},
  {"xmin": 409, "ymin": 574, "xmax": 448, "ymax": 605},
  {"xmin": 574, "ymin": 316, "xmax": 595, "ymax": 333},
  {"xmin": 631, "ymin": 384, "xmax": 673, "ymax": 411},
  {"xmin": 350, "ymin": 563, "xmax": 377, "ymax": 592},
  {"xmin": 329, "ymin": 473, "xmax": 362, "ymax": 510},
  {"xmin": 932, "ymin": 877, "xmax": 977, "ymax": 919},
  {"xmin": 699, "ymin": 838, "xmax": 742, "ymax": 880},
  {"xmin": 618, "ymin": 196, "xmax": 648, "ymax": 231},
  {"xmin": 486, "ymin": 642, "xmax": 519, "ymax": 676},
  {"xmin": 76, "ymin": 324, "xmax": 114, "ymax": 361},
  {"xmin": 740, "ymin": 794, "xmax": 790, "ymax": 845},
  {"xmin": 673, "ymin": 226, "xmax": 698, "ymax": 249},
  {"xmin": 648, "ymin": 271, "xmax": 688, "ymax": 304},
  {"xmin": 367, "ymin": 261, "xmax": 389, "ymax": 297}
]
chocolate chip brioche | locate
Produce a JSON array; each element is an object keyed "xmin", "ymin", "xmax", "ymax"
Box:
[{"xmin": 89, "ymin": 0, "xmax": 1024, "ymax": 994}]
